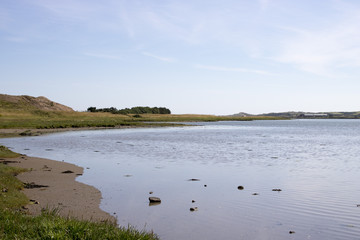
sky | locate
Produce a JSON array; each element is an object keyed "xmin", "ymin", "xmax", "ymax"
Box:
[{"xmin": 1, "ymin": 0, "xmax": 360, "ymax": 115}]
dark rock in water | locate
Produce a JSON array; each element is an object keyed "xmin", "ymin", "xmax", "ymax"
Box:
[
  {"xmin": 289, "ymin": 231, "xmax": 295, "ymax": 234},
  {"xmin": 204, "ymin": 184, "xmax": 207, "ymax": 187},
  {"xmin": 252, "ymin": 193, "xmax": 259, "ymax": 195},
  {"xmin": 124, "ymin": 174, "xmax": 132, "ymax": 177},
  {"xmin": 61, "ymin": 170, "xmax": 74, "ymax": 174},
  {"xmin": 190, "ymin": 207, "xmax": 198, "ymax": 212},
  {"xmin": 149, "ymin": 197, "xmax": 161, "ymax": 203},
  {"xmin": 149, "ymin": 191, "xmax": 153, "ymax": 194},
  {"xmin": 272, "ymin": 189, "xmax": 282, "ymax": 192},
  {"xmin": 238, "ymin": 186, "xmax": 244, "ymax": 190},
  {"xmin": 357, "ymin": 204, "xmax": 360, "ymax": 207},
  {"xmin": 192, "ymin": 200, "xmax": 196, "ymax": 203},
  {"xmin": 188, "ymin": 178, "xmax": 200, "ymax": 181},
  {"xmin": 45, "ymin": 149, "xmax": 54, "ymax": 151}
]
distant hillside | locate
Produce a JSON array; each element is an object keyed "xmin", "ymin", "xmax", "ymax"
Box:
[
  {"xmin": 231, "ymin": 111, "xmax": 360, "ymax": 119},
  {"xmin": 0, "ymin": 94, "xmax": 74, "ymax": 112}
]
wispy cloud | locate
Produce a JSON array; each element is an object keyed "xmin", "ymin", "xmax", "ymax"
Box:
[
  {"xmin": 274, "ymin": 4, "xmax": 360, "ymax": 76},
  {"xmin": 5, "ymin": 37, "xmax": 26, "ymax": 43},
  {"xmin": 195, "ymin": 64, "xmax": 273, "ymax": 76},
  {"xmin": 84, "ymin": 52, "xmax": 122, "ymax": 60},
  {"xmin": 142, "ymin": 52, "xmax": 175, "ymax": 62}
]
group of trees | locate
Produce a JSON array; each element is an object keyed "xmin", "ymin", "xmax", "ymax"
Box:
[{"xmin": 87, "ymin": 106, "xmax": 171, "ymax": 115}]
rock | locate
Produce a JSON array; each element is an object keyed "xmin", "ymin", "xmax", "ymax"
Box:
[
  {"xmin": 30, "ymin": 199, "xmax": 39, "ymax": 204},
  {"xmin": 238, "ymin": 186, "xmax": 244, "ymax": 190},
  {"xmin": 61, "ymin": 170, "xmax": 74, "ymax": 174},
  {"xmin": 149, "ymin": 191, "xmax": 153, "ymax": 194},
  {"xmin": 204, "ymin": 184, "xmax": 207, "ymax": 187},
  {"xmin": 149, "ymin": 197, "xmax": 161, "ymax": 203},
  {"xmin": 357, "ymin": 204, "xmax": 360, "ymax": 207},
  {"xmin": 188, "ymin": 178, "xmax": 200, "ymax": 181},
  {"xmin": 190, "ymin": 207, "xmax": 198, "ymax": 212},
  {"xmin": 124, "ymin": 174, "xmax": 132, "ymax": 177},
  {"xmin": 289, "ymin": 231, "xmax": 295, "ymax": 234},
  {"xmin": 252, "ymin": 193, "xmax": 259, "ymax": 195},
  {"xmin": 192, "ymin": 200, "xmax": 196, "ymax": 203},
  {"xmin": 272, "ymin": 189, "xmax": 282, "ymax": 192},
  {"xmin": 2, "ymin": 188, "xmax": 8, "ymax": 193}
]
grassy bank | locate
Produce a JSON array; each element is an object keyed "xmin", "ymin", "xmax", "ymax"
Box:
[
  {"xmin": 0, "ymin": 110, "xmax": 284, "ymax": 129},
  {"xmin": 0, "ymin": 146, "xmax": 159, "ymax": 239}
]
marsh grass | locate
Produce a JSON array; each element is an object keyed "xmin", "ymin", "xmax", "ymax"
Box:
[{"xmin": 0, "ymin": 110, "xmax": 284, "ymax": 130}]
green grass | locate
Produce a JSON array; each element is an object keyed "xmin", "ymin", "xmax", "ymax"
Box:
[
  {"xmin": 0, "ymin": 145, "xmax": 20, "ymax": 158},
  {"xmin": 0, "ymin": 146, "xmax": 159, "ymax": 239},
  {"xmin": 0, "ymin": 163, "xmax": 29, "ymax": 210},
  {"xmin": 0, "ymin": 208, "xmax": 159, "ymax": 240}
]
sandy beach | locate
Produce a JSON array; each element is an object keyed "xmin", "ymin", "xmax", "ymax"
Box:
[{"xmin": 4, "ymin": 154, "xmax": 115, "ymax": 222}]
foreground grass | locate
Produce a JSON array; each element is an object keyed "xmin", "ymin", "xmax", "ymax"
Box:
[
  {"xmin": 0, "ymin": 208, "xmax": 159, "ymax": 240},
  {"xmin": 0, "ymin": 146, "xmax": 159, "ymax": 239}
]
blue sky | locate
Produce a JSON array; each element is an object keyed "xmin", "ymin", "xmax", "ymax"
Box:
[{"xmin": 1, "ymin": 0, "xmax": 360, "ymax": 114}]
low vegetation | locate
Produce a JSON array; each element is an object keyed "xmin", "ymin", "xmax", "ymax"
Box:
[
  {"xmin": 0, "ymin": 145, "xmax": 159, "ymax": 239},
  {"xmin": 87, "ymin": 106, "xmax": 171, "ymax": 114}
]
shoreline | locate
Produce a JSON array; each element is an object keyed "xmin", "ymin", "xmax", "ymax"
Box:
[{"xmin": 5, "ymin": 154, "xmax": 115, "ymax": 222}]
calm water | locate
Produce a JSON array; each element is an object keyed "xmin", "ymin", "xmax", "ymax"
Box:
[{"xmin": 2, "ymin": 120, "xmax": 360, "ymax": 240}]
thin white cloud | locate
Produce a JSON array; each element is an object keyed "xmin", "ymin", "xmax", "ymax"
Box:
[
  {"xmin": 5, "ymin": 37, "xmax": 26, "ymax": 43},
  {"xmin": 142, "ymin": 52, "xmax": 175, "ymax": 62},
  {"xmin": 274, "ymin": 4, "xmax": 360, "ymax": 76},
  {"xmin": 195, "ymin": 64, "xmax": 273, "ymax": 76},
  {"xmin": 84, "ymin": 52, "xmax": 122, "ymax": 60},
  {"xmin": 259, "ymin": 0, "xmax": 270, "ymax": 10}
]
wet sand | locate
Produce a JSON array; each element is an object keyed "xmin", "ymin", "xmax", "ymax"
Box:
[{"xmin": 3, "ymin": 155, "xmax": 115, "ymax": 222}]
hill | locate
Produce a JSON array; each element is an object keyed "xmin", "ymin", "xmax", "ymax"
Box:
[
  {"xmin": 232, "ymin": 111, "xmax": 360, "ymax": 119},
  {"xmin": 0, "ymin": 94, "xmax": 74, "ymax": 112}
]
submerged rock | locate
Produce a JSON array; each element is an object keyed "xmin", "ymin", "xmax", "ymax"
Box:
[
  {"xmin": 289, "ymin": 231, "xmax": 295, "ymax": 234},
  {"xmin": 238, "ymin": 186, "xmax": 244, "ymax": 190},
  {"xmin": 188, "ymin": 178, "xmax": 200, "ymax": 181},
  {"xmin": 272, "ymin": 189, "xmax": 282, "ymax": 192},
  {"xmin": 252, "ymin": 193, "xmax": 259, "ymax": 195},
  {"xmin": 190, "ymin": 207, "xmax": 198, "ymax": 212},
  {"xmin": 149, "ymin": 197, "xmax": 161, "ymax": 203}
]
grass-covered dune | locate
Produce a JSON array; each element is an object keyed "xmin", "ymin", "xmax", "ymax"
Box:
[
  {"xmin": 0, "ymin": 145, "xmax": 159, "ymax": 239},
  {"xmin": 0, "ymin": 94, "xmax": 284, "ymax": 137}
]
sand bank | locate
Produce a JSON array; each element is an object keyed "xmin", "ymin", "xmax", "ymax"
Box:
[{"xmin": 5, "ymin": 155, "xmax": 115, "ymax": 222}]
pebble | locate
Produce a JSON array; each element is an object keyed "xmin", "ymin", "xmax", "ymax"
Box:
[
  {"xmin": 289, "ymin": 231, "xmax": 295, "ymax": 234},
  {"xmin": 272, "ymin": 189, "xmax": 282, "ymax": 192},
  {"xmin": 190, "ymin": 207, "xmax": 198, "ymax": 212},
  {"xmin": 149, "ymin": 191, "xmax": 153, "ymax": 194},
  {"xmin": 204, "ymin": 184, "xmax": 207, "ymax": 187},
  {"xmin": 252, "ymin": 193, "xmax": 259, "ymax": 195},
  {"xmin": 237, "ymin": 186, "xmax": 244, "ymax": 190},
  {"xmin": 192, "ymin": 200, "xmax": 196, "ymax": 203}
]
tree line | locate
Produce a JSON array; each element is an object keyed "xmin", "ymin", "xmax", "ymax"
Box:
[{"xmin": 87, "ymin": 106, "xmax": 171, "ymax": 115}]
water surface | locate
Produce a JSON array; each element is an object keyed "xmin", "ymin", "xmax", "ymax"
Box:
[{"xmin": 2, "ymin": 120, "xmax": 360, "ymax": 239}]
